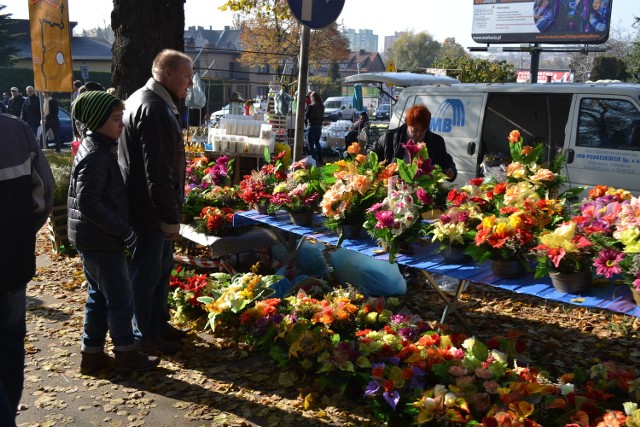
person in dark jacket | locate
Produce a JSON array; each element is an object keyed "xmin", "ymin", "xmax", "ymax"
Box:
[
  {"xmin": 372, "ymin": 104, "xmax": 457, "ymax": 182},
  {"xmin": 118, "ymin": 49, "xmax": 192, "ymax": 356},
  {"xmin": 21, "ymin": 86, "xmax": 41, "ymax": 136},
  {"xmin": 68, "ymin": 91, "xmax": 159, "ymax": 375},
  {"xmin": 305, "ymin": 91, "xmax": 325, "ymax": 164},
  {"xmin": 0, "ymin": 113, "xmax": 54, "ymax": 426},
  {"xmin": 345, "ymin": 111, "xmax": 370, "ymax": 147},
  {"xmin": 7, "ymin": 87, "xmax": 24, "ymax": 118},
  {"xmin": 43, "ymin": 91, "xmax": 60, "ymax": 152}
]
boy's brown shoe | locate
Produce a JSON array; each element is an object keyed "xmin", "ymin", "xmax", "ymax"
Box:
[
  {"xmin": 113, "ymin": 350, "xmax": 160, "ymax": 373},
  {"xmin": 80, "ymin": 351, "xmax": 114, "ymax": 375}
]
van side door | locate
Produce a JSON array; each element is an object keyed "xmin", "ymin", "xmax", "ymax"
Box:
[{"xmin": 565, "ymin": 95, "xmax": 640, "ymax": 192}]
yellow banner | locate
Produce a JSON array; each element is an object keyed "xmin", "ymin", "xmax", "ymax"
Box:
[{"xmin": 28, "ymin": 0, "xmax": 73, "ymax": 92}]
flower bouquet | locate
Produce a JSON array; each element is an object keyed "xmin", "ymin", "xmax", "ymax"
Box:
[
  {"xmin": 320, "ymin": 143, "xmax": 392, "ymax": 245},
  {"xmin": 197, "ymin": 272, "xmax": 279, "ymax": 333},
  {"xmin": 269, "ymin": 159, "xmax": 325, "ymax": 225},
  {"xmin": 168, "ymin": 266, "xmax": 209, "ymax": 327},
  {"xmin": 430, "ymin": 178, "xmax": 493, "ymax": 263},
  {"xmin": 575, "ymin": 187, "xmax": 640, "ymax": 299},
  {"xmin": 195, "ymin": 205, "xmax": 236, "ymax": 236},
  {"xmin": 363, "ymin": 140, "xmax": 446, "ymax": 263},
  {"xmin": 183, "ymin": 155, "xmax": 235, "ymax": 223},
  {"xmin": 238, "ymin": 149, "xmax": 287, "ymax": 213},
  {"xmin": 531, "ymin": 220, "xmax": 595, "ymax": 292}
]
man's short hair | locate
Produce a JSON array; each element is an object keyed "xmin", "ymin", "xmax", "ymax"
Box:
[{"xmin": 151, "ymin": 49, "xmax": 192, "ymax": 80}]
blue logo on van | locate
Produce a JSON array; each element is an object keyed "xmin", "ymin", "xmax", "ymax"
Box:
[{"xmin": 430, "ymin": 98, "xmax": 464, "ymax": 133}]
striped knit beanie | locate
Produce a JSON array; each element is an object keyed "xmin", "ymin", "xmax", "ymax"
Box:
[{"xmin": 72, "ymin": 91, "xmax": 121, "ymax": 131}]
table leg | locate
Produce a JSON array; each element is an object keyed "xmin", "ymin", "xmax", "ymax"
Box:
[{"xmin": 419, "ymin": 270, "xmax": 474, "ymax": 335}]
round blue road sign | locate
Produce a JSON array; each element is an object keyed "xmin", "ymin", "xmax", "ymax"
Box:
[{"xmin": 287, "ymin": 0, "xmax": 346, "ymax": 30}]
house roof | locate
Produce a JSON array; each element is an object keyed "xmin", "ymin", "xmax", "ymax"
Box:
[
  {"xmin": 9, "ymin": 19, "xmax": 112, "ymax": 62},
  {"xmin": 342, "ymin": 50, "xmax": 386, "ymax": 74},
  {"xmin": 184, "ymin": 25, "xmax": 241, "ymax": 51}
]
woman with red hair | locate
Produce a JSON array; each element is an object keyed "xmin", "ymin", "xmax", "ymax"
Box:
[{"xmin": 372, "ymin": 104, "xmax": 457, "ymax": 181}]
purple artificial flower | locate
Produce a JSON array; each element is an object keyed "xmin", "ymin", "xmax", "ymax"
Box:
[
  {"xmin": 364, "ymin": 379, "xmax": 381, "ymax": 397},
  {"xmin": 383, "ymin": 390, "xmax": 400, "ymax": 410}
]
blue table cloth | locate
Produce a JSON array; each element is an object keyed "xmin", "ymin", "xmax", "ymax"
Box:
[{"xmin": 233, "ymin": 210, "xmax": 640, "ymax": 319}]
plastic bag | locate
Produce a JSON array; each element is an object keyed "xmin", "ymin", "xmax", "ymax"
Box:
[
  {"xmin": 330, "ymin": 249, "xmax": 406, "ymax": 296},
  {"xmin": 185, "ymin": 72, "xmax": 206, "ymax": 109}
]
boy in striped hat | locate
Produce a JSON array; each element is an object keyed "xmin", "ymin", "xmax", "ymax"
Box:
[{"xmin": 68, "ymin": 91, "xmax": 159, "ymax": 374}]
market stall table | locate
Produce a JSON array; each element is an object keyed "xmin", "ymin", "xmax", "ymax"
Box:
[
  {"xmin": 178, "ymin": 223, "xmax": 281, "ymax": 265},
  {"xmin": 233, "ymin": 210, "xmax": 640, "ymax": 333}
]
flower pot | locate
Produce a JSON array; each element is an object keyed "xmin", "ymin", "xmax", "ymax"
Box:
[
  {"xmin": 491, "ymin": 259, "xmax": 526, "ymax": 279},
  {"xmin": 339, "ymin": 222, "xmax": 364, "ymax": 240},
  {"xmin": 442, "ymin": 246, "xmax": 473, "ymax": 264},
  {"xmin": 631, "ymin": 287, "xmax": 640, "ymax": 305},
  {"xmin": 253, "ymin": 203, "xmax": 269, "ymax": 215},
  {"xmin": 289, "ymin": 211, "xmax": 314, "ymax": 227},
  {"xmin": 549, "ymin": 270, "xmax": 593, "ymax": 294}
]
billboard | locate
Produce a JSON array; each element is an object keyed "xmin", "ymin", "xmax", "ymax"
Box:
[
  {"xmin": 28, "ymin": 0, "xmax": 73, "ymax": 92},
  {"xmin": 472, "ymin": 0, "xmax": 611, "ymax": 45},
  {"xmin": 516, "ymin": 69, "xmax": 574, "ymax": 83}
]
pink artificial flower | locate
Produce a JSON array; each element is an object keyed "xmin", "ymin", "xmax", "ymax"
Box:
[
  {"xmin": 375, "ymin": 210, "xmax": 395, "ymax": 229},
  {"xmin": 415, "ymin": 188, "xmax": 432, "ymax": 206},
  {"xmin": 594, "ymin": 249, "xmax": 624, "ymax": 278},
  {"xmin": 401, "ymin": 139, "xmax": 421, "ymax": 160}
]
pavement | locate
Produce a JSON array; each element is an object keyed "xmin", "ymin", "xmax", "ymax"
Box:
[{"xmin": 15, "ymin": 245, "xmax": 371, "ymax": 427}]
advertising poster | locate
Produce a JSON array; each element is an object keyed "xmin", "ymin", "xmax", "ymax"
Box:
[
  {"xmin": 472, "ymin": 0, "xmax": 611, "ymax": 44},
  {"xmin": 28, "ymin": 0, "xmax": 73, "ymax": 92},
  {"xmin": 516, "ymin": 69, "xmax": 574, "ymax": 82}
]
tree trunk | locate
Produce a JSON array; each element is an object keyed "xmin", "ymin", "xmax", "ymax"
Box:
[{"xmin": 111, "ymin": 0, "xmax": 186, "ymax": 99}]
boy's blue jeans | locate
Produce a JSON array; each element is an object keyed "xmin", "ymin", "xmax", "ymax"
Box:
[
  {"xmin": 129, "ymin": 230, "xmax": 174, "ymax": 343},
  {"xmin": 0, "ymin": 285, "xmax": 26, "ymax": 427},
  {"xmin": 79, "ymin": 250, "xmax": 136, "ymax": 352}
]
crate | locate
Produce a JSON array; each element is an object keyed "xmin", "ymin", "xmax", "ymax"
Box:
[{"xmin": 47, "ymin": 205, "xmax": 70, "ymax": 254}]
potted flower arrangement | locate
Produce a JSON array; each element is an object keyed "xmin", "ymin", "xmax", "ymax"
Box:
[
  {"xmin": 430, "ymin": 177, "xmax": 493, "ymax": 263},
  {"xmin": 238, "ymin": 149, "xmax": 287, "ymax": 214},
  {"xmin": 269, "ymin": 159, "xmax": 325, "ymax": 226},
  {"xmin": 183, "ymin": 155, "xmax": 234, "ymax": 223},
  {"xmin": 320, "ymin": 143, "xmax": 392, "ymax": 245},
  {"xmin": 364, "ymin": 140, "xmax": 446, "ymax": 263},
  {"xmin": 195, "ymin": 205, "xmax": 236, "ymax": 236},
  {"xmin": 466, "ymin": 130, "xmax": 571, "ymax": 277},
  {"xmin": 575, "ymin": 186, "xmax": 640, "ymax": 303},
  {"xmin": 530, "ymin": 220, "xmax": 595, "ymax": 293}
]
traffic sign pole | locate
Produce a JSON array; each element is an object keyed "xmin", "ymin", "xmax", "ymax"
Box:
[{"xmin": 293, "ymin": 26, "xmax": 310, "ymax": 162}]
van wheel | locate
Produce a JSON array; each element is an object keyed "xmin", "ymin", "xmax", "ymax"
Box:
[{"xmin": 336, "ymin": 113, "xmax": 342, "ymax": 120}]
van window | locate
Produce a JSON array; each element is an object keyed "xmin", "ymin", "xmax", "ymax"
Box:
[
  {"xmin": 577, "ymin": 98, "xmax": 640, "ymax": 151},
  {"xmin": 482, "ymin": 94, "xmax": 571, "ymax": 160}
]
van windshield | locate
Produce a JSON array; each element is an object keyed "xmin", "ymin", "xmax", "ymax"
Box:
[{"xmin": 325, "ymin": 100, "xmax": 342, "ymax": 109}]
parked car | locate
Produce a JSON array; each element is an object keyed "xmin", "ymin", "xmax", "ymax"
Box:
[
  {"xmin": 323, "ymin": 96, "xmax": 357, "ymax": 122},
  {"xmin": 37, "ymin": 107, "xmax": 74, "ymax": 148},
  {"xmin": 374, "ymin": 104, "xmax": 391, "ymax": 121}
]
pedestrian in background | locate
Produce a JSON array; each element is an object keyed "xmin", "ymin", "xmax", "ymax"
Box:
[
  {"xmin": 43, "ymin": 91, "xmax": 60, "ymax": 152},
  {"xmin": 118, "ymin": 49, "xmax": 192, "ymax": 356},
  {"xmin": 21, "ymin": 86, "xmax": 41, "ymax": 136},
  {"xmin": 305, "ymin": 91, "xmax": 325, "ymax": 165},
  {"xmin": 68, "ymin": 91, "xmax": 159, "ymax": 375},
  {"xmin": 0, "ymin": 113, "xmax": 54, "ymax": 427},
  {"xmin": 7, "ymin": 87, "xmax": 24, "ymax": 118}
]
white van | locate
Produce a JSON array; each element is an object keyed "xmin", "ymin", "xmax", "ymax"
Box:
[
  {"xmin": 323, "ymin": 96, "xmax": 358, "ymax": 122},
  {"xmin": 390, "ymin": 82, "xmax": 640, "ymax": 193}
]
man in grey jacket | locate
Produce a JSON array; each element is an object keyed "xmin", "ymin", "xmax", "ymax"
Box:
[
  {"xmin": 0, "ymin": 113, "xmax": 54, "ymax": 426},
  {"xmin": 118, "ymin": 49, "xmax": 192, "ymax": 356}
]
